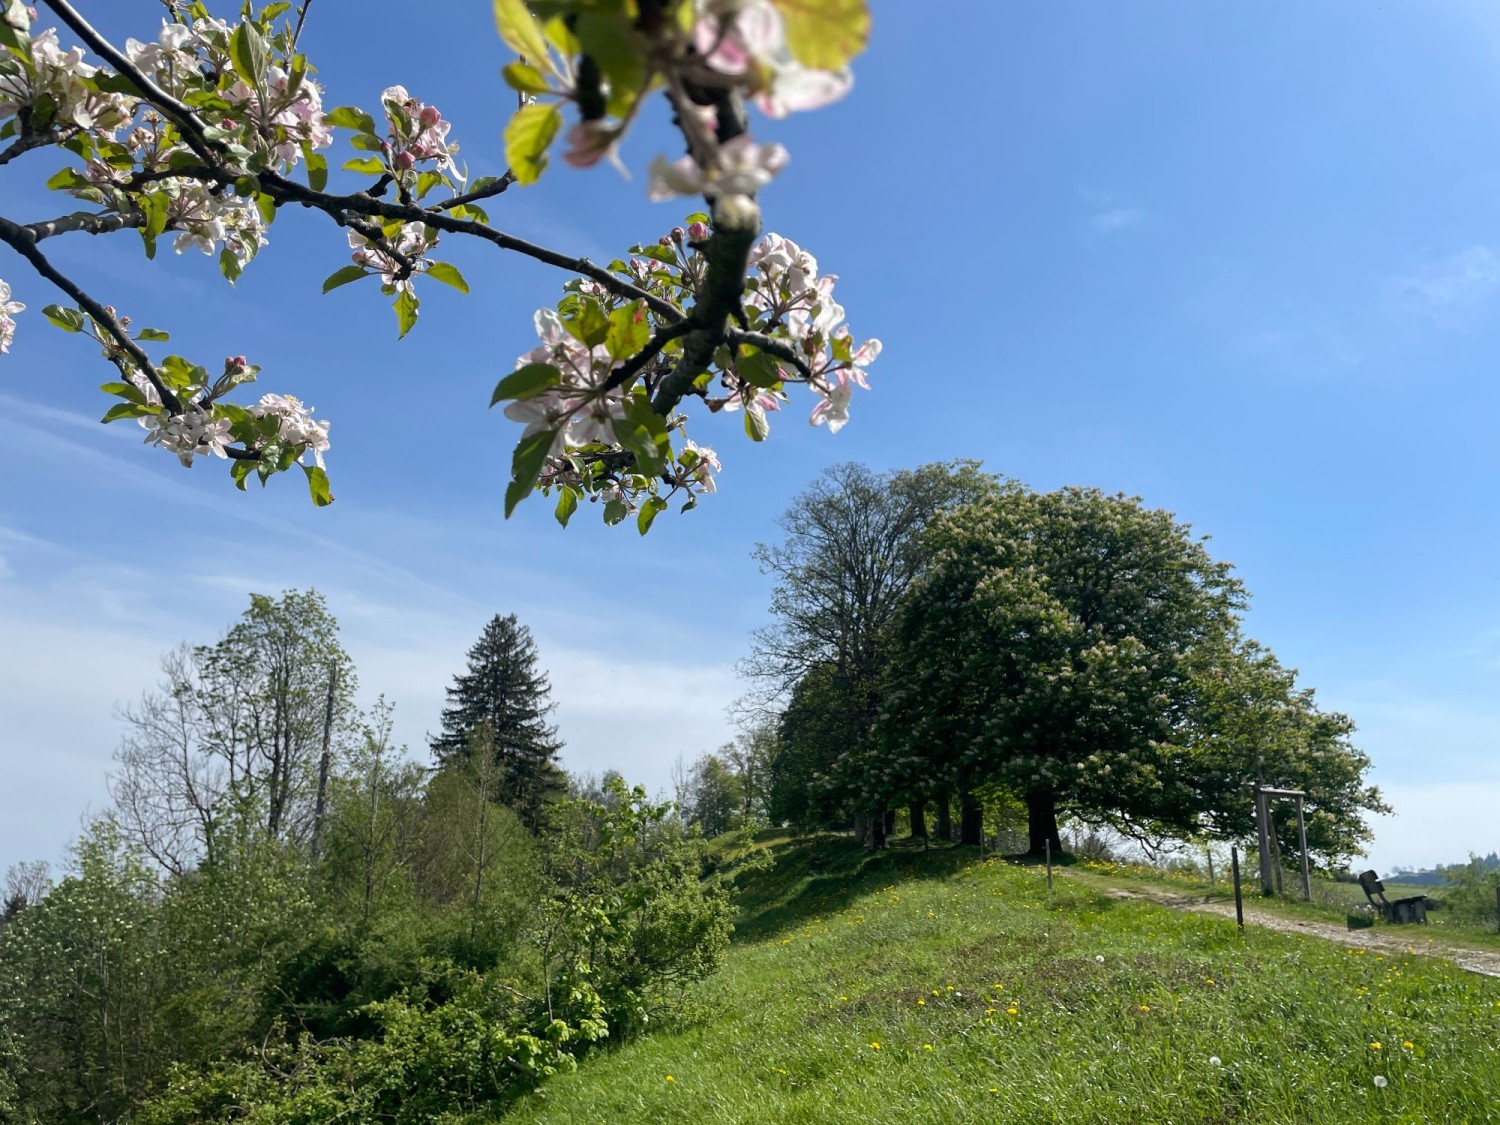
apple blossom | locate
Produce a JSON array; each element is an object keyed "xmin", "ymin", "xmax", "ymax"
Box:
[
  {"xmin": 1, "ymin": 0, "xmax": 872, "ymax": 520},
  {"xmin": 0, "ymin": 278, "xmax": 22, "ymax": 353}
]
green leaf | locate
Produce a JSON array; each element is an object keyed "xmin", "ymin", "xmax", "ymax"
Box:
[
  {"xmin": 602, "ymin": 499, "xmax": 628, "ymax": 526},
  {"xmin": 349, "ymin": 132, "xmax": 385, "ymax": 151},
  {"xmin": 503, "ymin": 102, "xmax": 562, "ymax": 185},
  {"xmin": 605, "ymin": 300, "xmax": 651, "ymax": 362},
  {"xmin": 555, "ymin": 486, "xmax": 579, "ymax": 527},
  {"xmin": 505, "ymin": 426, "xmax": 558, "ymax": 517},
  {"xmin": 228, "ymin": 20, "xmax": 271, "ymax": 90},
  {"xmin": 426, "ymin": 261, "xmax": 470, "ymax": 294},
  {"xmin": 321, "ymin": 265, "xmax": 367, "ymax": 293},
  {"xmin": 636, "ymin": 495, "xmax": 667, "ymax": 536},
  {"xmin": 44, "ymin": 166, "xmax": 88, "ymax": 191},
  {"xmin": 305, "ymin": 150, "xmax": 328, "ymax": 191},
  {"xmin": 771, "ymin": 0, "xmax": 870, "ymax": 71},
  {"xmin": 573, "ymin": 11, "xmax": 646, "ymax": 116},
  {"xmin": 737, "ymin": 349, "xmax": 782, "ymax": 389},
  {"xmin": 564, "ymin": 296, "xmax": 609, "ymax": 348},
  {"xmin": 42, "ymin": 305, "xmax": 85, "ymax": 332},
  {"xmin": 324, "ymin": 106, "xmax": 377, "ymax": 134},
  {"xmin": 744, "ymin": 405, "xmax": 770, "ymax": 442},
  {"xmin": 342, "ymin": 154, "xmax": 386, "ymax": 175},
  {"xmin": 301, "ymin": 463, "xmax": 334, "ymax": 506},
  {"xmin": 99, "ymin": 380, "xmax": 148, "ymax": 404},
  {"xmin": 684, "ymin": 211, "xmax": 710, "ymax": 224},
  {"xmin": 393, "ymin": 289, "xmax": 419, "ymax": 338},
  {"xmin": 493, "ymin": 0, "xmax": 557, "ymax": 76},
  {"xmin": 100, "ymin": 402, "xmax": 156, "ymax": 423},
  {"xmin": 230, "ymin": 457, "xmax": 255, "ymax": 490},
  {"xmin": 502, "ymin": 61, "xmax": 551, "ymax": 94},
  {"xmin": 636, "ymin": 243, "xmax": 677, "ymax": 265},
  {"xmin": 220, "ymin": 247, "xmax": 244, "ymax": 283},
  {"xmin": 616, "ymin": 391, "xmax": 670, "ymax": 473},
  {"xmin": 255, "ymin": 192, "xmax": 276, "ymax": 227},
  {"xmin": 135, "ymin": 328, "xmax": 170, "ymax": 342},
  {"xmin": 490, "ymin": 362, "xmax": 560, "ymax": 405}
]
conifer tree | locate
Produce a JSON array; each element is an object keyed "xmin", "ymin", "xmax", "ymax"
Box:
[{"xmin": 431, "ymin": 615, "xmax": 564, "ymax": 830}]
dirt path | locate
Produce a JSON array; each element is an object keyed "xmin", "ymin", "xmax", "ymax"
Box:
[{"xmin": 1090, "ymin": 882, "xmax": 1500, "ymax": 978}]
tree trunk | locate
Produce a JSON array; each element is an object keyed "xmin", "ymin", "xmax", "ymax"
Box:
[
  {"xmin": 1026, "ymin": 789, "xmax": 1062, "ymax": 857},
  {"xmin": 958, "ymin": 790, "xmax": 983, "ymax": 846},
  {"xmin": 853, "ymin": 812, "xmax": 869, "ymax": 849},
  {"xmin": 935, "ymin": 792, "xmax": 952, "ymax": 841},
  {"xmin": 868, "ymin": 810, "xmax": 887, "ymax": 851},
  {"xmin": 882, "ymin": 808, "xmax": 896, "ymax": 838},
  {"xmin": 908, "ymin": 801, "xmax": 928, "ymax": 839}
]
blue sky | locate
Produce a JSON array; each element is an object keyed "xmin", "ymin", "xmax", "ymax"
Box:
[{"xmin": 3, "ymin": 1, "xmax": 1499, "ymax": 874}]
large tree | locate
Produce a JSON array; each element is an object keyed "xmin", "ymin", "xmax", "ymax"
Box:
[
  {"xmin": 110, "ymin": 588, "xmax": 356, "ymax": 872},
  {"xmin": 741, "ymin": 460, "xmax": 999, "ymax": 844},
  {"xmin": 431, "ymin": 614, "xmax": 564, "ymax": 830},
  {"xmin": 883, "ymin": 486, "xmax": 1246, "ymax": 855}
]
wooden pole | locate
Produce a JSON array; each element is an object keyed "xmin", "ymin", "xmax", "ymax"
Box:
[
  {"xmin": 1045, "ymin": 838, "xmax": 1053, "ymax": 891},
  {"xmin": 1296, "ymin": 795, "xmax": 1312, "ymax": 902},
  {"xmin": 1255, "ymin": 789, "xmax": 1274, "ymax": 896},
  {"xmin": 1231, "ymin": 845, "xmax": 1244, "ymax": 931},
  {"xmin": 1206, "ymin": 846, "xmax": 1215, "ymax": 885}
]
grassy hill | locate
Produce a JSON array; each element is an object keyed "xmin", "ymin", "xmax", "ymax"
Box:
[{"xmin": 497, "ymin": 834, "xmax": 1500, "ymax": 1124}]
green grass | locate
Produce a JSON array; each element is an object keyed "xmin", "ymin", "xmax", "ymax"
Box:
[
  {"xmin": 1063, "ymin": 857, "xmax": 1500, "ymax": 952},
  {"xmin": 496, "ymin": 836, "xmax": 1500, "ymax": 1124}
]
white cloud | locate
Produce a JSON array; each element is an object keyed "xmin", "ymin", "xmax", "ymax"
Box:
[
  {"xmin": 1090, "ymin": 206, "xmax": 1144, "ymax": 233},
  {"xmin": 1389, "ymin": 244, "xmax": 1500, "ymax": 322}
]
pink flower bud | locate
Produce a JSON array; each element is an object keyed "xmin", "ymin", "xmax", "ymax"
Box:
[
  {"xmin": 659, "ymin": 235, "xmax": 673, "ymax": 247},
  {"xmin": 393, "ymin": 151, "xmax": 415, "ymax": 171},
  {"xmin": 687, "ymin": 221, "xmax": 711, "ymax": 241},
  {"xmin": 671, "ymin": 226, "xmax": 685, "ymax": 244},
  {"xmin": 227, "ymin": 355, "xmax": 248, "ymax": 372},
  {"xmin": 418, "ymin": 105, "xmax": 442, "ymax": 129}
]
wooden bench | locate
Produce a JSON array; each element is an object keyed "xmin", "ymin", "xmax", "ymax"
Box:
[{"xmin": 1357, "ymin": 870, "xmax": 1428, "ymax": 925}]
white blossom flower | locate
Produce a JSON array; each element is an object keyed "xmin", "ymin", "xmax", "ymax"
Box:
[{"xmin": 0, "ymin": 279, "xmax": 24, "ymax": 354}]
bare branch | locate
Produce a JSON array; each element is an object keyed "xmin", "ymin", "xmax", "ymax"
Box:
[{"xmin": 25, "ymin": 210, "xmax": 143, "ymax": 241}]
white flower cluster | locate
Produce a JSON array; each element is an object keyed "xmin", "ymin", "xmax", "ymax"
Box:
[
  {"xmin": 504, "ymin": 308, "xmax": 627, "ymax": 454},
  {"xmin": 250, "ymin": 393, "xmax": 330, "ymax": 467},
  {"xmin": 0, "ymin": 279, "xmax": 23, "ymax": 354},
  {"xmin": 0, "ymin": 26, "xmax": 135, "ymax": 134},
  {"xmin": 140, "ymin": 407, "xmax": 235, "ymax": 466},
  {"xmin": 348, "ymin": 221, "xmax": 436, "ymax": 293},
  {"xmin": 742, "ymin": 233, "xmax": 880, "ymax": 433}
]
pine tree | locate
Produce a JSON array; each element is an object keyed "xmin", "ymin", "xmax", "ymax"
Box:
[{"xmin": 431, "ymin": 614, "xmax": 565, "ymax": 830}]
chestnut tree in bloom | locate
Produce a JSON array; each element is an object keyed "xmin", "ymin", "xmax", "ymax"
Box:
[{"xmin": 0, "ymin": 0, "xmax": 876, "ymax": 529}]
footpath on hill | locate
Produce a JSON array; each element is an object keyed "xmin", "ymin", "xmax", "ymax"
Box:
[{"xmin": 1065, "ymin": 874, "xmax": 1500, "ymax": 978}]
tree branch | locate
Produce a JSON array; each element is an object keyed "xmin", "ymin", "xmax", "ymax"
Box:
[
  {"xmin": 255, "ymin": 169, "xmax": 682, "ymax": 319},
  {"xmin": 0, "ymin": 212, "xmax": 183, "ymax": 414},
  {"xmin": 602, "ymin": 318, "xmax": 695, "ymax": 393},
  {"xmin": 26, "ymin": 210, "xmax": 143, "ymax": 241},
  {"xmin": 725, "ymin": 328, "xmax": 814, "ymax": 382},
  {"xmin": 40, "ymin": 0, "xmax": 221, "ymax": 165},
  {"xmin": 651, "ymin": 193, "xmax": 759, "ymax": 414}
]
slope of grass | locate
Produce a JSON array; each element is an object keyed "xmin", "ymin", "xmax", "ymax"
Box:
[{"xmin": 497, "ymin": 837, "xmax": 1500, "ymax": 1124}]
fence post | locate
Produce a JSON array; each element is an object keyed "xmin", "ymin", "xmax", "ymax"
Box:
[{"xmin": 1231, "ymin": 845, "xmax": 1244, "ymax": 932}]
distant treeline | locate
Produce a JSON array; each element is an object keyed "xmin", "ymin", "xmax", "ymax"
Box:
[{"xmin": 1389, "ymin": 852, "xmax": 1500, "ymax": 886}]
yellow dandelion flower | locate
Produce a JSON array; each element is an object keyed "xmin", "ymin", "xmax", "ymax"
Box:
[
  {"xmin": 1370, "ymin": 1041, "xmax": 1381, "ymax": 1051},
  {"xmin": 870, "ymin": 1042, "xmax": 881, "ymax": 1051},
  {"xmin": 917, "ymin": 999, "xmax": 926, "ymax": 1006},
  {"xmin": 1007, "ymin": 1007, "xmax": 1018, "ymax": 1015},
  {"xmin": 664, "ymin": 1075, "xmax": 675, "ymax": 1083},
  {"xmin": 923, "ymin": 1043, "xmax": 934, "ymax": 1051},
  {"xmin": 1401, "ymin": 1041, "xmax": 1413, "ymax": 1050}
]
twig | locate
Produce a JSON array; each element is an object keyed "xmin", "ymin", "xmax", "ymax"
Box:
[
  {"xmin": 725, "ymin": 328, "xmax": 815, "ymax": 381},
  {"xmin": 0, "ymin": 212, "xmax": 183, "ymax": 414}
]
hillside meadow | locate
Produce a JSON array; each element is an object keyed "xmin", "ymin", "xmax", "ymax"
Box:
[{"xmin": 498, "ymin": 837, "xmax": 1500, "ymax": 1124}]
